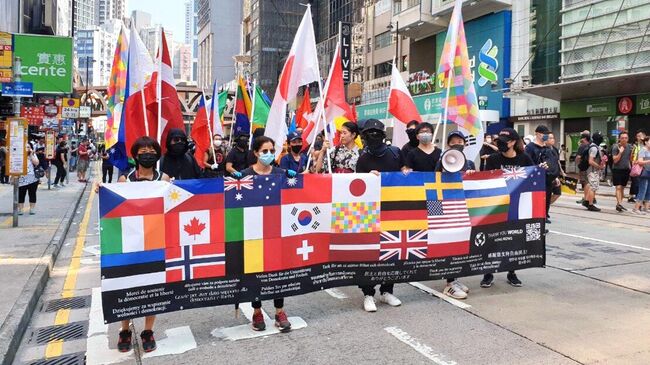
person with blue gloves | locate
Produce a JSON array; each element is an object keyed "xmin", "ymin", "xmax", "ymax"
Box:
[{"xmin": 226, "ymin": 132, "xmax": 255, "ymax": 178}]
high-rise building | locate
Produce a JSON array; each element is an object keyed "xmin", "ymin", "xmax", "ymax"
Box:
[
  {"xmin": 197, "ymin": 0, "xmax": 242, "ymax": 89},
  {"xmin": 57, "ymin": 0, "xmax": 72, "ymax": 36},
  {"xmin": 74, "ymin": 0, "xmax": 97, "ymax": 33},
  {"xmin": 173, "ymin": 42, "xmax": 193, "ymax": 83},
  {"xmin": 75, "ymin": 19, "xmax": 120, "ymax": 86},
  {"xmin": 130, "ymin": 10, "xmax": 152, "ymax": 31},
  {"xmin": 1, "ymin": 0, "xmax": 59, "ymax": 35},
  {"xmin": 113, "ymin": 0, "xmax": 127, "ymax": 21},
  {"xmin": 184, "ymin": 0, "xmax": 198, "ymax": 83}
]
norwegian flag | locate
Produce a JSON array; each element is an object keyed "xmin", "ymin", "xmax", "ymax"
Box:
[
  {"xmin": 379, "ymin": 230, "xmax": 428, "ymax": 261},
  {"xmin": 502, "ymin": 167, "xmax": 528, "ymax": 181},
  {"xmin": 165, "ymin": 244, "xmax": 225, "ymax": 282},
  {"xmin": 224, "ymin": 176, "xmax": 254, "ymax": 191}
]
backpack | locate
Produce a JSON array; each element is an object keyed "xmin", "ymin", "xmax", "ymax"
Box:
[{"xmin": 578, "ymin": 145, "xmax": 593, "ymax": 171}]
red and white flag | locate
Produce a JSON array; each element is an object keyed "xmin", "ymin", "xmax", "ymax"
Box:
[
  {"xmin": 265, "ymin": 6, "xmax": 320, "ymax": 157},
  {"xmin": 322, "ymin": 42, "xmax": 353, "ymax": 146},
  {"xmin": 388, "ymin": 62, "xmax": 421, "ymax": 148},
  {"xmin": 191, "ymin": 94, "xmax": 210, "ymax": 168}
]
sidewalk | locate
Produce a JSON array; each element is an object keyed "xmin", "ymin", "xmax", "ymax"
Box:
[{"xmin": 0, "ymin": 174, "xmax": 88, "ymax": 365}]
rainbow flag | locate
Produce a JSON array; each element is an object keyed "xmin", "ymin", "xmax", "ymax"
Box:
[
  {"xmin": 105, "ymin": 25, "xmax": 129, "ymax": 149},
  {"xmin": 233, "ymin": 76, "xmax": 252, "ymax": 136},
  {"xmin": 437, "ymin": 0, "xmax": 481, "ymax": 137}
]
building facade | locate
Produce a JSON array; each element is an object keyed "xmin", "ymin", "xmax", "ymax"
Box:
[
  {"xmin": 173, "ymin": 42, "xmax": 193, "ymax": 83},
  {"xmin": 74, "ymin": 20, "xmax": 119, "ymax": 86},
  {"xmin": 74, "ymin": 0, "xmax": 96, "ymax": 33},
  {"xmin": 184, "ymin": 0, "xmax": 198, "ymax": 83}
]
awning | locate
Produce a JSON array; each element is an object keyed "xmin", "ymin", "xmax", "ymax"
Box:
[{"xmin": 521, "ymin": 71, "xmax": 650, "ymax": 101}]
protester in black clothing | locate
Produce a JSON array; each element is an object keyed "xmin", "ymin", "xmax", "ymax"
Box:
[
  {"xmin": 400, "ymin": 120, "xmax": 420, "ymax": 160},
  {"xmin": 482, "ymin": 128, "xmax": 534, "ymax": 289},
  {"xmin": 479, "ymin": 133, "xmax": 498, "ymax": 171},
  {"xmin": 405, "ymin": 122, "xmax": 441, "ymax": 172},
  {"xmin": 100, "ymin": 145, "xmax": 114, "ymax": 183},
  {"xmin": 53, "ymin": 141, "xmax": 68, "ymax": 187},
  {"xmin": 524, "ymin": 125, "xmax": 559, "ymax": 223},
  {"xmin": 161, "ymin": 128, "xmax": 202, "ymax": 180},
  {"xmin": 547, "ymin": 133, "xmax": 566, "ymax": 208},
  {"xmin": 225, "ymin": 133, "xmax": 254, "ymax": 178},
  {"xmin": 355, "ymin": 119, "xmax": 405, "ymax": 312},
  {"xmin": 203, "ymin": 134, "xmax": 227, "ymax": 178}
]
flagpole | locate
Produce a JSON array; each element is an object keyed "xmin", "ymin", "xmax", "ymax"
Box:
[
  {"xmin": 434, "ymin": 74, "xmax": 452, "ymax": 152},
  {"xmin": 203, "ymin": 89, "xmax": 217, "ymax": 166},
  {"xmin": 387, "ymin": 57, "xmax": 394, "ymax": 144},
  {"xmin": 156, "ymin": 26, "xmax": 163, "ymax": 145},
  {"xmin": 229, "ymin": 72, "xmax": 239, "ymax": 146},
  {"xmin": 248, "ymin": 79, "xmax": 257, "ymax": 147}
]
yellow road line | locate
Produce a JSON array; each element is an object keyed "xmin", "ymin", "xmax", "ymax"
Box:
[{"xmin": 45, "ymin": 188, "xmax": 95, "ymax": 358}]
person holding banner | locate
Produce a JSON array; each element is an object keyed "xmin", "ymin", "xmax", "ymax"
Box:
[
  {"xmin": 481, "ymin": 128, "xmax": 533, "ymax": 288},
  {"xmin": 102, "ymin": 136, "xmax": 170, "ymax": 353},
  {"xmin": 401, "ymin": 120, "xmax": 420, "ymax": 160},
  {"xmin": 240, "ymin": 136, "xmax": 296, "ymax": 332},
  {"xmin": 404, "ymin": 122, "xmax": 442, "ymax": 172},
  {"xmin": 319, "ymin": 121, "xmax": 360, "ymax": 174}
]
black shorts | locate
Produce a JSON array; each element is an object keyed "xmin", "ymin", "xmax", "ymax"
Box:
[
  {"xmin": 612, "ymin": 169, "xmax": 631, "ymax": 187},
  {"xmin": 552, "ymin": 184, "xmax": 561, "ymax": 195}
]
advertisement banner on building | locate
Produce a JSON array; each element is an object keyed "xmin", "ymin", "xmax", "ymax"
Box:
[
  {"xmin": 45, "ymin": 130, "xmax": 56, "ymax": 159},
  {"xmin": 357, "ymin": 91, "xmax": 444, "ymax": 121},
  {"xmin": 13, "ymin": 34, "xmax": 73, "ymax": 94},
  {"xmin": 339, "ymin": 22, "xmax": 352, "ymax": 83},
  {"xmin": 637, "ymin": 94, "xmax": 650, "ymax": 115},
  {"xmin": 0, "ymin": 32, "xmax": 12, "ymax": 83},
  {"xmin": 435, "ymin": 11, "xmax": 512, "ymax": 118},
  {"xmin": 560, "ymin": 98, "xmax": 616, "ymax": 119}
]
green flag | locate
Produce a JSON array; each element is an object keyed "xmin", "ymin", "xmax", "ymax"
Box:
[{"xmin": 251, "ymin": 86, "xmax": 270, "ymax": 129}]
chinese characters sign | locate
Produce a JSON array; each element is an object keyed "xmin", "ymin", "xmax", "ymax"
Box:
[
  {"xmin": 13, "ymin": 34, "xmax": 73, "ymax": 94},
  {"xmin": 0, "ymin": 32, "xmax": 12, "ymax": 83}
]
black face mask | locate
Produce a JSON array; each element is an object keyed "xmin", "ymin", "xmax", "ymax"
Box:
[
  {"xmin": 169, "ymin": 142, "xmax": 187, "ymax": 156},
  {"xmin": 497, "ymin": 139, "xmax": 510, "ymax": 153},
  {"xmin": 137, "ymin": 153, "xmax": 158, "ymax": 168},
  {"xmin": 291, "ymin": 145, "xmax": 303, "ymax": 154},
  {"xmin": 406, "ymin": 129, "xmax": 418, "ymax": 146},
  {"xmin": 236, "ymin": 138, "xmax": 249, "ymax": 149},
  {"xmin": 365, "ymin": 132, "xmax": 386, "ymax": 155}
]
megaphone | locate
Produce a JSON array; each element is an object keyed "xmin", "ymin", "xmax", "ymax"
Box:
[{"xmin": 441, "ymin": 146, "xmax": 466, "ymax": 173}]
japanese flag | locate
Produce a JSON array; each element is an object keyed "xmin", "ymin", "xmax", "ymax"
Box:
[{"xmin": 332, "ymin": 174, "xmax": 381, "ymax": 204}]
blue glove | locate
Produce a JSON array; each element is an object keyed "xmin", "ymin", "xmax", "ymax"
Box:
[
  {"xmin": 232, "ymin": 171, "xmax": 243, "ymax": 179},
  {"xmin": 287, "ymin": 169, "xmax": 297, "ymax": 178}
]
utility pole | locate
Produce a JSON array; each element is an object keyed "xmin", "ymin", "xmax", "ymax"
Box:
[{"xmin": 11, "ymin": 57, "xmax": 22, "ymax": 227}]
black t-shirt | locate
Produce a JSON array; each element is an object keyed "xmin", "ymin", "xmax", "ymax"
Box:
[
  {"xmin": 226, "ymin": 148, "xmax": 255, "ymax": 173},
  {"xmin": 356, "ymin": 146, "xmax": 404, "ymax": 173},
  {"xmin": 54, "ymin": 146, "xmax": 66, "ymax": 164},
  {"xmin": 240, "ymin": 166, "xmax": 285, "ymax": 176},
  {"xmin": 576, "ymin": 143, "xmax": 590, "ymax": 171},
  {"xmin": 401, "ymin": 142, "xmax": 417, "ymax": 161},
  {"xmin": 405, "ymin": 147, "xmax": 442, "ymax": 172},
  {"xmin": 485, "ymin": 152, "xmax": 534, "ymax": 170},
  {"xmin": 525, "ymin": 142, "xmax": 560, "ymax": 178},
  {"xmin": 479, "ymin": 144, "xmax": 496, "ymax": 171}
]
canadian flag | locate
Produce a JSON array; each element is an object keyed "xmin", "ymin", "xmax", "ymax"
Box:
[
  {"xmin": 146, "ymin": 29, "xmax": 185, "ymax": 153},
  {"xmin": 265, "ymin": 6, "xmax": 321, "ymax": 157},
  {"xmin": 388, "ymin": 62, "xmax": 421, "ymax": 148}
]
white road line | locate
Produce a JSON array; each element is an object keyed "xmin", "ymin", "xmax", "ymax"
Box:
[
  {"xmin": 408, "ymin": 282, "xmax": 471, "ymax": 309},
  {"xmin": 142, "ymin": 326, "xmax": 197, "ymax": 359},
  {"xmin": 325, "ymin": 288, "xmax": 348, "ymax": 299},
  {"xmin": 549, "ymin": 230, "xmax": 650, "ymax": 252},
  {"xmin": 384, "ymin": 326, "xmax": 457, "ymax": 365}
]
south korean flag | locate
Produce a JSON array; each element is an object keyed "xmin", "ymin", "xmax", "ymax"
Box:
[{"xmin": 281, "ymin": 203, "xmax": 332, "ymax": 237}]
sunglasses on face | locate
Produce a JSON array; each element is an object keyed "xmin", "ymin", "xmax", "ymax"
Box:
[{"xmin": 260, "ymin": 149, "xmax": 276, "ymax": 154}]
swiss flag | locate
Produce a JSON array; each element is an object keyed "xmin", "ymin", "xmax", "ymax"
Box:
[
  {"xmin": 282, "ymin": 233, "xmax": 330, "ymax": 269},
  {"xmin": 388, "ymin": 62, "xmax": 421, "ymax": 148},
  {"xmin": 296, "ymin": 88, "xmax": 312, "ymax": 130},
  {"xmin": 166, "ymin": 209, "xmax": 224, "ymax": 247}
]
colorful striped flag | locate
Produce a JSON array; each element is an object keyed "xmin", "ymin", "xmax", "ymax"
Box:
[
  {"xmin": 380, "ymin": 172, "xmax": 427, "ymax": 231},
  {"xmin": 437, "ymin": 0, "xmax": 482, "ymax": 139},
  {"xmin": 462, "ymin": 170, "xmax": 510, "ymax": 226},
  {"xmin": 105, "ymin": 25, "xmax": 128, "ymax": 149},
  {"xmin": 234, "ymin": 76, "xmax": 252, "ymax": 136}
]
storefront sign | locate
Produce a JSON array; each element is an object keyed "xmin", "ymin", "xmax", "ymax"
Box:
[
  {"xmin": 510, "ymin": 113, "xmax": 560, "ymax": 123},
  {"xmin": 45, "ymin": 130, "xmax": 56, "ymax": 159},
  {"xmin": 0, "ymin": 32, "xmax": 12, "ymax": 83},
  {"xmin": 636, "ymin": 94, "xmax": 650, "ymax": 114},
  {"xmin": 13, "ymin": 34, "xmax": 73, "ymax": 94},
  {"xmin": 6, "ymin": 118, "xmax": 27, "ymax": 176},
  {"xmin": 339, "ymin": 22, "xmax": 351, "ymax": 83},
  {"xmin": 356, "ymin": 91, "xmax": 444, "ymax": 121},
  {"xmin": 560, "ymin": 98, "xmax": 616, "ymax": 118},
  {"xmin": 617, "ymin": 96, "xmax": 634, "ymax": 115}
]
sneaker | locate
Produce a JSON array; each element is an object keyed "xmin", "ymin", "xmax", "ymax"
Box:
[
  {"xmin": 576, "ymin": 199, "xmax": 584, "ymax": 205},
  {"xmin": 480, "ymin": 273, "xmax": 494, "ymax": 288},
  {"xmin": 545, "ymin": 218, "xmax": 551, "ymax": 224},
  {"xmin": 452, "ymin": 280, "xmax": 469, "ymax": 293},
  {"xmin": 443, "ymin": 283, "xmax": 467, "ymax": 299},
  {"xmin": 507, "ymin": 273, "xmax": 522, "ymax": 287},
  {"xmin": 18, "ymin": 211, "xmax": 23, "ymax": 216},
  {"xmin": 379, "ymin": 292, "xmax": 402, "ymax": 307},
  {"xmin": 628, "ymin": 197, "xmax": 637, "ymax": 203},
  {"xmin": 581, "ymin": 200, "xmax": 589, "ymax": 208},
  {"xmin": 117, "ymin": 330, "xmax": 132, "ymax": 353},
  {"xmin": 52, "ymin": 184, "xmax": 59, "ymax": 188},
  {"xmin": 363, "ymin": 295, "xmax": 377, "ymax": 312},
  {"xmin": 616, "ymin": 204, "xmax": 623, "ymax": 212},
  {"xmin": 29, "ymin": 210, "xmax": 35, "ymax": 215},
  {"xmin": 594, "ymin": 198, "xmax": 597, "ymax": 204},
  {"xmin": 632, "ymin": 209, "xmax": 643, "ymax": 215},
  {"xmin": 587, "ymin": 204, "xmax": 601, "ymax": 212},
  {"xmin": 252, "ymin": 311, "xmax": 266, "ymax": 331},
  {"xmin": 140, "ymin": 330, "xmax": 156, "ymax": 352},
  {"xmin": 274, "ymin": 311, "xmax": 292, "ymax": 333}
]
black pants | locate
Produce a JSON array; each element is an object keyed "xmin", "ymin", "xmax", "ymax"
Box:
[
  {"xmin": 546, "ymin": 177, "xmax": 555, "ymax": 218},
  {"xmin": 53, "ymin": 163, "xmax": 66, "ymax": 184},
  {"xmin": 102, "ymin": 165, "xmax": 113, "ymax": 183},
  {"xmin": 252, "ymin": 298, "xmax": 283, "ymax": 309},
  {"xmin": 19, "ymin": 181, "xmax": 38, "ymax": 204},
  {"xmin": 631, "ymin": 176, "xmax": 639, "ymax": 196},
  {"xmin": 0, "ymin": 165, "xmax": 7, "ymax": 183},
  {"xmin": 359, "ymin": 283, "xmax": 394, "ymax": 296}
]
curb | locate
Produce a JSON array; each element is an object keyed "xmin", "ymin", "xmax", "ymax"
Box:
[{"xmin": 0, "ymin": 183, "xmax": 88, "ymax": 365}]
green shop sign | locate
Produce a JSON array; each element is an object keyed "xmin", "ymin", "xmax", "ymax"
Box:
[
  {"xmin": 356, "ymin": 91, "xmax": 444, "ymax": 121},
  {"xmin": 560, "ymin": 98, "xmax": 615, "ymax": 118},
  {"xmin": 637, "ymin": 94, "xmax": 650, "ymax": 114},
  {"xmin": 13, "ymin": 34, "xmax": 73, "ymax": 94}
]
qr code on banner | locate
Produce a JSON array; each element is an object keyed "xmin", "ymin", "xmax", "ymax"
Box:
[{"xmin": 526, "ymin": 223, "xmax": 542, "ymax": 242}]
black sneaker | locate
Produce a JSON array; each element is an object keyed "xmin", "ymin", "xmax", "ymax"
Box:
[
  {"xmin": 274, "ymin": 311, "xmax": 292, "ymax": 333},
  {"xmin": 628, "ymin": 197, "xmax": 636, "ymax": 203},
  {"xmin": 117, "ymin": 330, "xmax": 132, "ymax": 353},
  {"xmin": 140, "ymin": 330, "xmax": 157, "ymax": 353},
  {"xmin": 480, "ymin": 273, "xmax": 494, "ymax": 288},
  {"xmin": 616, "ymin": 204, "xmax": 623, "ymax": 212},
  {"xmin": 507, "ymin": 273, "xmax": 522, "ymax": 287},
  {"xmin": 545, "ymin": 218, "xmax": 551, "ymax": 224},
  {"xmin": 581, "ymin": 200, "xmax": 589, "ymax": 208},
  {"xmin": 576, "ymin": 199, "xmax": 584, "ymax": 205},
  {"xmin": 594, "ymin": 198, "xmax": 597, "ymax": 204},
  {"xmin": 587, "ymin": 204, "xmax": 601, "ymax": 212}
]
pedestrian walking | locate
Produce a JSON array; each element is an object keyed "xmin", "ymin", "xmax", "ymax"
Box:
[
  {"xmin": 18, "ymin": 143, "xmax": 40, "ymax": 215},
  {"xmin": 100, "ymin": 145, "xmax": 114, "ymax": 183},
  {"xmin": 68, "ymin": 141, "xmax": 78, "ymax": 172},
  {"xmin": 632, "ymin": 136, "xmax": 650, "ymax": 214},
  {"xmin": 547, "ymin": 133, "xmax": 566, "ymax": 209},
  {"xmin": 481, "ymin": 128, "xmax": 533, "ymax": 288},
  {"xmin": 630, "ymin": 129, "xmax": 647, "ymax": 203},
  {"xmin": 240, "ymin": 136, "xmax": 296, "ymax": 333},
  {"xmin": 355, "ymin": 119, "xmax": 406, "ymax": 312},
  {"xmin": 160, "ymin": 128, "xmax": 203, "ymax": 180},
  {"xmin": 559, "ymin": 143, "xmax": 567, "ymax": 172},
  {"xmin": 77, "ymin": 139, "xmax": 90, "ymax": 182},
  {"xmin": 582, "ymin": 132, "xmax": 605, "ymax": 212},
  {"xmin": 52, "ymin": 141, "xmax": 68, "ymax": 187},
  {"xmin": 611, "ymin": 131, "xmax": 632, "ymax": 212},
  {"xmin": 203, "ymin": 134, "xmax": 226, "ymax": 178},
  {"xmin": 575, "ymin": 131, "xmax": 593, "ymax": 205}
]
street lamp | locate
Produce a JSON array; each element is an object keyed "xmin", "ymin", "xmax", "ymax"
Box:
[
  {"xmin": 84, "ymin": 56, "xmax": 96, "ymax": 106},
  {"xmin": 387, "ymin": 21, "xmax": 400, "ymax": 71}
]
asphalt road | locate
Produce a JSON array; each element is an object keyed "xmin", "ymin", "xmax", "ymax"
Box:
[{"xmin": 11, "ymin": 190, "xmax": 650, "ymax": 365}]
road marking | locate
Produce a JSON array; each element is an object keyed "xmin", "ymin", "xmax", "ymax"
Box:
[
  {"xmin": 83, "ymin": 244, "xmax": 101, "ymax": 257},
  {"xmin": 384, "ymin": 326, "xmax": 457, "ymax": 365},
  {"xmin": 408, "ymin": 282, "xmax": 471, "ymax": 309},
  {"xmin": 211, "ymin": 302, "xmax": 307, "ymax": 341},
  {"xmin": 549, "ymin": 230, "xmax": 650, "ymax": 252},
  {"xmin": 142, "ymin": 326, "xmax": 197, "ymax": 359},
  {"xmin": 325, "ymin": 288, "xmax": 348, "ymax": 299},
  {"xmin": 45, "ymin": 189, "xmax": 96, "ymax": 358}
]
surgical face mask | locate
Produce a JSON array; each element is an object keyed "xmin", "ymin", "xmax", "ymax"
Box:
[
  {"xmin": 213, "ymin": 140, "xmax": 223, "ymax": 147},
  {"xmin": 137, "ymin": 153, "xmax": 158, "ymax": 168},
  {"xmin": 258, "ymin": 152, "xmax": 275, "ymax": 166},
  {"xmin": 290, "ymin": 145, "xmax": 303, "ymax": 154},
  {"xmin": 418, "ymin": 133, "xmax": 433, "ymax": 144},
  {"xmin": 497, "ymin": 139, "xmax": 510, "ymax": 152}
]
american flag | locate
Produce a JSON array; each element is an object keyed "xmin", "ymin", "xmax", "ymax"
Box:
[
  {"xmin": 427, "ymin": 200, "xmax": 471, "ymax": 229},
  {"xmin": 224, "ymin": 176, "xmax": 254, "ymax": 191},
  {"xmin": 502, "ymin": 167, "xmax": 528, "ymax": 181},
  {"xmin": 379, "ymin": 230, "xmax": 428, "ymax": 261}
]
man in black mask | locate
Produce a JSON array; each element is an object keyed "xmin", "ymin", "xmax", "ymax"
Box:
[
  {"xmin": 401, "ymin": 120, "xmax": 420, "ymax": 160},
  {"xmin": 161, "ymin": 128, "xmax": 203, "ymax": 180},
  {"xmin": 226, "ymin": 132, "xmax": 254, "ymax": 178}
]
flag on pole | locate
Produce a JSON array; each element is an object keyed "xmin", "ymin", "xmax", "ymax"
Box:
[
  {"xmin": 296, "ymin": 88, "xmax": 312, "ymax": 130},
  {"xmin": 265, "ymin": 5, "xmax": 321, "ymax": 157},
  {"xmin": 388, "ymin": 62, "xmax": 421, "ymax": 149},
  {"xmin": 105, "ymin": 25, "xmax": 128, "ymax": 150},
  {"xmin": 191, "ymin": 94, "xmax": 210, "ymax": 169},
  {"xmin": 323, "ymin": 41, "xmax": 354, "ymax": 147},
  {"xmin": 437, "ymin": 0, "xmax": 482, "ymax": 140},
  {"xmin": 234, "ymin": 76, "xmax": 252, "ymax": 136},
  {"xmin": 251, "ymin": 84, "xmax": 270, "ymax": 130},
  {"xmin": 208, "ymin": 80, "xmax": 224, "ymax": 137}
]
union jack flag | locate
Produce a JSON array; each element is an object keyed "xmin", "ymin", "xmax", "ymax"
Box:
[
  {"xmin": 502, "ymin": 167, "xmax": 528, "ymax": 181},
  {"xmin": 379, "ymin": 230, "xmax": 428, "ymax": 261},
  {"xmin": 224, "ymin": 176, "xmax": 254, "ymax": 191}
]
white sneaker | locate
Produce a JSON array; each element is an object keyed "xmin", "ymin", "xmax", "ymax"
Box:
[
  {"xmin": 632, "ymin": 209, "xmax": 643, "ymax": 215},
  {"xmin": 363, "ymin": 295, "xmax": 377, "ymax": 312},
  {"xmin": 443, "ymin": 283, "xmax": 468, "ymax": 299},
  {"xmin": 379, "ymin": 292, "xmax": 402, "ymax": 307},
  {"xmin": 452, "ymin": 280, "xmax": 469, "ymax": 293}
]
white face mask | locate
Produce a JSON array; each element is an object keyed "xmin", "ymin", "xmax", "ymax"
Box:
[{"xmin": 214, "ymin": 140, "xmax": 222, "ymax": 147}]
